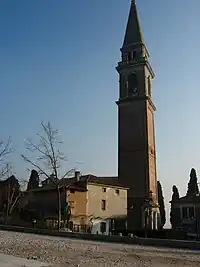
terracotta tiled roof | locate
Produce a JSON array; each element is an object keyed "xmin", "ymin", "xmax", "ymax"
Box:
[
  {"xmin": 26, "ymin": 174, "xmax": 128, "ymax": 194},
  {"xmin": 19, "ymin": 174, "xmax": 128, "ymax": 215},
  {"xmin": 80, "ymin": 175, "xmax": 127, "ymax": 188},
  {"xmin": 25, "ymin": 182, "xmax": 86, "ymax": 193},
  {"xmin": 58, "ymin": 175, "xmax": 128, "ymax": 189}
]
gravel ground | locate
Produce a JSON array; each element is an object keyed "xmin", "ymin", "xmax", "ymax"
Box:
[
  {"xmin": 1, "ymin": 230, "xmax": 200, "ymax": 266},
  {"xmin": 0, "ymin": 253, "xmax": 50, "ymax": 267}
]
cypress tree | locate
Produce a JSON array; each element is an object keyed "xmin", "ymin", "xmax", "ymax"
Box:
[
  {"xmin": 186, "ymin": 168, "xmax": 199, "ymax": 196},
  {"xmin": 27, "ymin": 170, "xmax": 39, "ymax": 191},
  {"xmin": 170, "ymin": 185, "xmax": 180, "ymax": 228},
  {"xmin": 157, "ymin": 181, "xmax": 166, "ymax": 229}
]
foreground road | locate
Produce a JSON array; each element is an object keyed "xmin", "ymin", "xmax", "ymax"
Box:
[{"xmin": 0, "ymin": 231, "xmax": 200, "ymax": 266}]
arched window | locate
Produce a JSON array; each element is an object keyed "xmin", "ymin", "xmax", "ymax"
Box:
[
  {"xmin": 120, "ymin": 73, "xmax": 127, "ymax": 99},
  {"xmin": 133, "ymin": 51, "xmax": 137, "ymax": 59},
  {"xmin": 128, "ymin": 73, "xmax": 138, "ymax": 96},
  {"xmin": 127, "ymin": 52, "xmax": 132, "ymax": 61},
  {"xmin": 148, "ymin": 76, "xmax": 151, "ymax": 96}
]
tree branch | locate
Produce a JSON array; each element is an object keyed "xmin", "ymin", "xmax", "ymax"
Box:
[
  {"xmin": 21, "ymin": 121, "xmax": 75, "ymax": 230},
  {"xmin": 0, "ymin": 163, "xmax": 12, "ymax": 179},
  {"xmin": 0, "ymin": 138, "xmax": 13, "ymax": 179},
  {"xmin": 0, "ymin": 137, "xmax": 12, "ymax": 160},
  {"xmin": 21, "ymin": 121, "xmax": 72, "ymax": 188},
  {"xmin": 60, "ymin": 168, "xmax": 76, "ymax": 180},
  {"xmin": 21, "ymin": 155, "xmax": 50, "ymax": 180}
]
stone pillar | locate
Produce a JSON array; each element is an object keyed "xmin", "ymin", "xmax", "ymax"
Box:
[
  {"xmin": 151, "ymin": 211, "xmax": 154, "ymax": 230},
  {"xmin": 145, "ymin": 210, "xmax": 149, "ymax": 229},
  {"xmin": 153, "ymin": 212, "xmax": 158, "ymax": 230}
]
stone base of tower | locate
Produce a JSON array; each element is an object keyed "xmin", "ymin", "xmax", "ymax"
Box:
[{"xmin": 127, "ymin": 197, "xmax": 161, "ymax": 232}]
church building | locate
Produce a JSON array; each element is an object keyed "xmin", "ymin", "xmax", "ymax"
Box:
[{"xmin": 116, "ymin": 0, "xmax": 161, "ymax": 231}]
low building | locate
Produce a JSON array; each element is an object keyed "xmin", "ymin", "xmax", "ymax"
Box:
[
  {"xmin": 67, "ymin": 174, "xmax": 128, "ymax": 235},
  {"xmin": 18, "ymin": 179, "xmax": 86, "ymax": 228},
  {"xmin": 19, "ymin": 172, "xmax": 128, "ymax": 235},
  {"xmin": 170, "ymin": 168, "xmax": 200, "ymax": 236},
  {"xmin": 170, "ymin": 195, "xmax": 200, "ymax": 235}
]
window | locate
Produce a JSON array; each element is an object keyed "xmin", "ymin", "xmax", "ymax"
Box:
[
  {"xmin": 147, "ymin": 76, "xmax": 151, "ymax": 96},
  {"xmin": 182, "ymin": 207, "xmax": 187, "ymax": 219},
  {"xmin": 133, "ymin": 51, "xmax": 137, "ymax": 59},
  {"xmin": 102, "ymin": 187, "xmax": 106, "ymax": 193},
  {"xmin": 189, "ymin": 207, "xmax": 195, "ymax": 218},
  {"xmin": 100, "ymin": 222, "xmax": 106, "ymax": 233},
  {"xmin": 119, "ymin": 73, "xmax": 126, "ymax": 99},
  {"xmin": 128, "ymin": 73, "xmax": 138, "ymax": 96},
  {"xmin": 128, "ymin": 52, "xmax": 132, "ymax": 61},
  {"xmin": 181, "ymin": 206, "xmax": 195, "ymax": 219},
  {"xmin": 115, "ymin": 189, "xmax": 120, "ymax": 196},
  {"xmin": 101, "ymin": 200, "xmax": 106, "ymax": 211}
]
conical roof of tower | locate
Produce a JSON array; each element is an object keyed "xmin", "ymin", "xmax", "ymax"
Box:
[{"xmin": 123, "ymin": 0, "xmax": 145, "ymax": 47}]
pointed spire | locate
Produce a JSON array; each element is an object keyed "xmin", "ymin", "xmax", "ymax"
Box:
[{"xmin": 123, "ymin": 0, "xmax": 145, "ymax": 47}]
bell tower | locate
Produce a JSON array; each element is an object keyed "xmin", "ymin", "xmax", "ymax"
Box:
[{"xmin": 116, "ymin": 0, "xmax": 160, "ymax": 230}]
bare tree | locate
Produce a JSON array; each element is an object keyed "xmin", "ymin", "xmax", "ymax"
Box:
[
  {"xmin": 1, "ymin": 166, "xmax": 22, "ymax": 224},
  {"xmin": 0, "ymin": 137, "xmax": 12, "ymax": 179},
  {"xmin": 21, "ymin": 121, "xmax": 74, "ymax": 230},
  {"xmin": 4, "ymin": 181, "xmax": 20, "ymax": 223}
]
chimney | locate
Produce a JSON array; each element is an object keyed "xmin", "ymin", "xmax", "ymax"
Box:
[{"xmin": 75, "ymin": 171, "xmax": 80, "ymax": 181}]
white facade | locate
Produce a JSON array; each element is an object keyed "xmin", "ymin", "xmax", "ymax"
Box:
[{"xmin": 91, "ymin": 218, "xmax": 111, "ymax": 235}]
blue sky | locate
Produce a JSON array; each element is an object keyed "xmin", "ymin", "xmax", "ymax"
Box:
[{"xmin": 0, "ymin": 0, "xmax": 200, "ymax": 227}]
